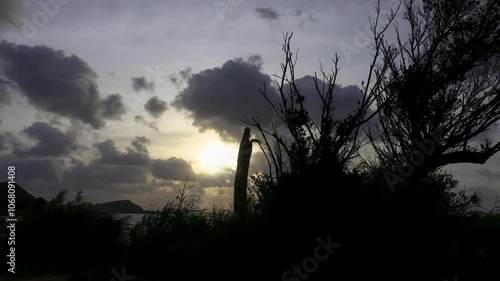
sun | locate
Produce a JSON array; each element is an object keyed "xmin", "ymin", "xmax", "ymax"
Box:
[{"xmin": 197, "ymin": 141, "xmax": 238, "ymax": 173}]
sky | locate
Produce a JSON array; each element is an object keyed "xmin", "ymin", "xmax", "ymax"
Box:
[{"xmin": 0, "ymin": 0, "xmax": 499, "ymax": 211}]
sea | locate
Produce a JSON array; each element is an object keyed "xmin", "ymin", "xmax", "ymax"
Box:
[
  {"xmin": 2, "ymin": 214, "xmax": 146, "ymax": 226},
  {"xmin": 113, "ymin": 213, "xmax": 145, "ymax": 226}
]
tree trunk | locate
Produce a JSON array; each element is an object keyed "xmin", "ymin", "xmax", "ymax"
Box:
[{"xmin": 234, "ymin": 128, "xmax": 252, "ymax": 217}]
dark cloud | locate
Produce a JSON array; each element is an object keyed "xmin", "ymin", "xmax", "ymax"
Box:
[
  {"xmin": 0, "ymin": 133, "xmax": 231, "ymax": 205},
  {"xmin": 134, "ymin": 115, "xmax": 160, "ymax": 132},
  {"xmin": 0, "ymin": 42, "xmax": 127, "ymax": 128},
  {"xmin": 172, "ymin": 56, "xmax": 279, "ymax": 141},
  {"xmin": 144, "ymin": 96, "xmax": 168, "ymax": 118},
  {"xmin": 48, "ymin": 156, "xmax": 153, "ymax": 193},
  {"xmin": 131, "ymin": 76, "xmax": 155, "ymax": 92},
  {"xmin": 0, "ymin": 158, "xmax": 70, "ymax": 200},
  {"xmin": 95, "ymin": 136, "xmax": 151, "ymax": 165},
  {"xmin": 246, "ymin": 54, "xmax": 263, "ymax": 70},
  {"xmin": 301, "ymin": 85, "xmax": 367, "ymax": 124},
  {"xmin": 13, "ymin": 122, "xmax": 77, "ymax": 158},
  {"xmin": 102, "ymin": 93, "xmax": 127, "ymax": 120},
  {"xmin": 68, "ymin": 162, "xmax": 149, "ymax": 186},
  {"xmin": 292, "ymin": 75, "xmax": 369, "ymax": 124},
  {"xmin": 169, "ymin": 68, "xmax": 192, "ymax": 87},
  {"xmin": 0, "ymin": 0, "xmax": 29, "ymax": 30},
  {"xmin": 150, "ymin": 157, "xmax": 194, "ymax": 181},
  {"xmin": 0, "ymin": 156, "xmax": 59, "ymax": 181},
  {"xmin": 172, "ymin": 57, "xmax": 367, "ymax": 142},
  {"xmin": 255, "ymin": 7, "xmax": 279, "ymax": 21},
  {"xmin": 131, "ymin": 136, "xmax": 150, "ymax": 154}
]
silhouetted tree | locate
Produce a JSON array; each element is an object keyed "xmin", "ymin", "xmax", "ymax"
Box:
[
  {"xmin": 241, "ymin": 31, "xmax": 390, "ymax": 248},
  {"xmin": 234, "ymin": 127, "xmax": 254, "ymax": 217},
  {"xmin": 34, "ymin": 197, "xmax": 47, "ymax": 214},
  {"xmin": 48, "ymin": 189, "xmax": 68, "ymax": 208},
  {"xmin": 242, "ymin": 33, "xmax": 383, "ymax": 178},
  {"xmin": 367, "ymin": 0, "xmax": 500, "ymax": 184}
]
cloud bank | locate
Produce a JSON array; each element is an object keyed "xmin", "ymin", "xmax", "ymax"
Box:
[{"xmin": 0, "ymin": 42, "xmax": 127, "ymax": 128}]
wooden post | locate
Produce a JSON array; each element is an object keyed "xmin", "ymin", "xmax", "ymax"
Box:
[{"xmin": 234, "ymin": 127, "xmax": 252, "ymax": 217}]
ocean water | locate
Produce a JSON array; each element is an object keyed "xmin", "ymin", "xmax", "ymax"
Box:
[
  {"xmin": 1, "ymin": 214, "xmax": 145, "ymax": 226},
  {"xmin": 114, "ymin": 213, "xmax": 145, "ymax": 226}
]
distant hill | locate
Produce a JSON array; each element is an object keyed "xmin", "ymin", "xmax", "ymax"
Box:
[
  {"xmin": 0, "ymin": 182, "xmax": 144, "ymax": 215},
  {"xmin": 0, "ymin": 182, "xmax": 39, "ymax": 215},
  {"xmin": 95, "ymin": 200, "xmax": 144, "ymax": 214}
]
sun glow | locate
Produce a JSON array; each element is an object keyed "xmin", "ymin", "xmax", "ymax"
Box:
[{"xmin": 198, "ymin": 141, "xmax": 238, "ymax": 173}]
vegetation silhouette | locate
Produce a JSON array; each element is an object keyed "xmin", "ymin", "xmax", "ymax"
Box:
[{"xmin": 2, "ymin": 0, "xmax": 500, "ymax": 280}]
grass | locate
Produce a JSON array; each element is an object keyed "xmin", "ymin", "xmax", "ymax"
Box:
[{"xmin": 3, "ymin": 171, "xmax": 500, "ymax": 281}]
